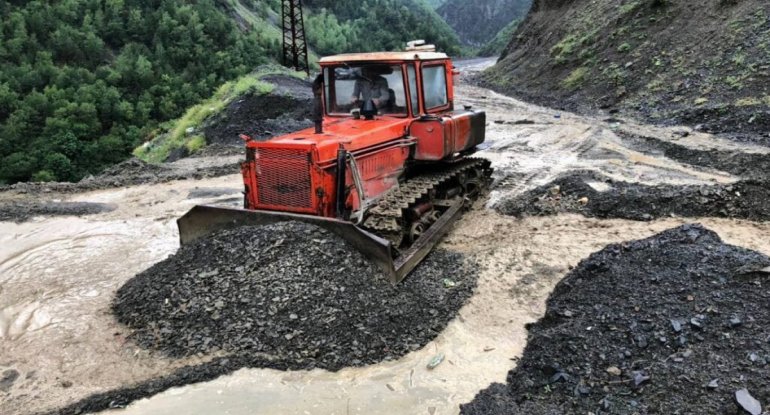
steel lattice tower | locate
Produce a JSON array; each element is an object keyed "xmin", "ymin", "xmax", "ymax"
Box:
[{"xmin": 281, "ymin": 0, "xmax": 309, "ymax": 75}]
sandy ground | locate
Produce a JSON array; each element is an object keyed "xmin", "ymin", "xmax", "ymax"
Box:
[{"xmin": 1, "ymin": 58, "xmax": 769, "ymax": 415}]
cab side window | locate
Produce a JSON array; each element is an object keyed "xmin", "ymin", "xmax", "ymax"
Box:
[{"xmin": 421, "ymin": 65, "xmax": 448, "ymax": 110}]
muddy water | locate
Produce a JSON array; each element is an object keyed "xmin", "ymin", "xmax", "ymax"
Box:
[
  {"xmin": 0, "ymin": 177, "xmax": 242, "ymax": 414},
  {"xmin": 1, "ymin": 58, "xmax": 769, "ymax": 415}
]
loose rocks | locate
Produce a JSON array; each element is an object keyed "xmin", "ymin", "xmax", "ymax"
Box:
[
  {"xmin": 496, "ymin": 175, "xmax": 770, "ymax": 221},
  {"xmin": 113, "ymin": 221, "xmax": 477, "ymax": 371},
  {"xmin": 619, "ymin": 132, "xmax": 770, "ymax": 178},
  {"xmin": 0, "ymin": 201, "xmax": 115, "ymax": 222},
  {"xmin": 461, "ymin": 224, "xmax": 770, "ymax": 414},
  {"xmin": 203, "ymin": 74, "xmax": 314, "ymax": 146},
  {"xmin": 1, "ymin": 157, "xmax": 238, "ymax": 195}
]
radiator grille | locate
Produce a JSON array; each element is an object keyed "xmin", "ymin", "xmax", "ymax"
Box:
[{"xmin": 255, "ymin": 148, "xmax": 312, "ymax": 209}]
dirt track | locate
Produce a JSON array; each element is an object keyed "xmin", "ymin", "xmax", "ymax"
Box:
[{"xmin": 2, "ymin": 58, "xmax": 770, "ymax": 415}]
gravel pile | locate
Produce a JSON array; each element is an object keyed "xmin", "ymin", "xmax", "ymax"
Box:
[
  {"xmin": 496, "ymin": 175, "xmax": 770, "ymax": 221},
  {"xmin": 203, "ymin": 74, "xmax": 313, "ymax": 146},
  {"xmin": 0, "ymin": 201, "xmax": 115, "ymax": 222},
  {"xmin": 1, "ymin": 157, "xmax": 238, "ymax": 196},
  {"xmin": 619, "ymin": 131, "xmax": 770, "ymax": 178},
  {"xmin": 461, "ymin": 224, "xmax": 770, "ymax": 414},
  {"xmin": 113, "ymin": 221, "xmax": 477, "ymax": 371},
  {"xmin": 82, "ymin": 157, "xmax": 237, "ymax": 188}
]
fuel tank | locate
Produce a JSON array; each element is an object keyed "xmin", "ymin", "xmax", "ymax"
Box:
[{"xmin": 409, "ymin": 109, "xmax": 486, "ymax": 161}]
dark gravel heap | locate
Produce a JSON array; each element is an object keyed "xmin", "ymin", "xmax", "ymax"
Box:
[
  {"xmin": 0, "ymin": 201, "xmax": 115, "ymax": 222},
  {"xmin": 113, "ymin": 221, "xmax": 476, "ymax": 371},
  {"xmin": 617, "ymin": 131, "xmax": 770, "ymax": 178},
  {"xmin": 84, "ymin": 157, "xmax": 238, "ymax": 188},
  {"xmin": 496, "ymin": 175, "xmax": 770, "ymax": 221},
  {"xmin": 1, "ymin": 157, "xmax": 238, "ymax": 195},
  {"xmin": 461, "ymin": 224, "xmax": 770, "ymax": 414},
  {"xmin": 203, "ymin": 74, "xmax": 313, "ymax": 146}
]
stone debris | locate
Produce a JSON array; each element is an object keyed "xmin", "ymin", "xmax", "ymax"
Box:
[
  {"xmin": 460, "ymin": 225, "xmax": 770, "ymax": 414},
  {"xmin": 113, "ymin": 221, "xmax": 478, "ymax": 371}
]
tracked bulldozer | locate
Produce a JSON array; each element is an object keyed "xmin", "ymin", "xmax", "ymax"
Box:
[{"xmin": 178, "ymin": 42, "xmax": 492, "ymax": 283}]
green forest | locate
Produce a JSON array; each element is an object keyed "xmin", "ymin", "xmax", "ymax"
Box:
[
  {"xmin": 0, "ymin": 0, "xmax": 280, "ymax": 184},
  {"xmin": 0, "ymin": 0, "xmax": 465, "ymax": 184}
]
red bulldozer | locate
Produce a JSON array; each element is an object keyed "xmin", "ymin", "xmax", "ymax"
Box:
[{"xmin": 178, "ymin": 42, "xmax": 492, "ymax": 283}]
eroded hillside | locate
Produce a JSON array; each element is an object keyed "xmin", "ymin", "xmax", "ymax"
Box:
[{"xmin": 483, "ymin": 0, "xmax": 770, "ymax": 140}]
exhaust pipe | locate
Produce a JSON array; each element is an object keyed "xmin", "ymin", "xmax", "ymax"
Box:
[
  {"xmin": 336, "ymin": 146, "xmax": 347, "ymax": 218},
  {"xmin": 313, "ymin": 73, "xmax": 324, "ymax": 134}
]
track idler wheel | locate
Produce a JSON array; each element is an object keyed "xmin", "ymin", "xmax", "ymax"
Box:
[
  {"xmin": 459, "ymin": 169, "xmax": 483, "ymax": 200},
  {"xmin": 409, "ymin": 221, "xmax": 426, "ymax": 244},
  {"xmin": 407, "ymin": 204, "xmax": 440, "ymax": 244}
]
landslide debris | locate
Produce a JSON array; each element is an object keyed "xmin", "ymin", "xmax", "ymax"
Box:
[
  {"xmin": 202, "ymin": 74, "xmax": 314, "ymax": 146},
  {"xmin": 113, "ymin": 221, "xmax": 477, "ymax": 371},
  {"xmin": 496, "ymin": 174, "xmax": 770, "ymax": 221},
  {"xmin": 619, "ymin": 131, "xmax": 770, "ymax": 178},
  {"xmin": 461, "ymin": 224, "xmax": 770, "ymax": 414},
  {"xmin": 1, "ymin": 157, "xmax": 238, "ymax": 195},
  {"xmin": 483, "ymin": 0, "xmax": 770, "ymax": 141},
  {"xmin": 0, "ymin": 201, "xmax": 115, "ymax": 223}
]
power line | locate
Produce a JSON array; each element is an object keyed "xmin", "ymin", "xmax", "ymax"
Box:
[{"xmin": 281, "ymin": 0, "xmax": 309, "ymax": 75}]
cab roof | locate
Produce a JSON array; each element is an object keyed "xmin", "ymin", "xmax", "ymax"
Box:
[{"xmin": 319, "ymin": 51, "xmax": 449, "ymax": 64}]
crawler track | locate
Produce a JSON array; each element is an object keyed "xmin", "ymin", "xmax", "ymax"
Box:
[{"xmin": 363, "ymin": 158, "xmax": 493, "ymax": 248}]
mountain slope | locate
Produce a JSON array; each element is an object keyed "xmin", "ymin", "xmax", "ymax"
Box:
[
  {"xmin": 482, "ymin": 0, "xmax": 770, "ymax": 139},
  {"xmin": 437, "ymin": 0, "xmax": 532, "ymax": 47}
]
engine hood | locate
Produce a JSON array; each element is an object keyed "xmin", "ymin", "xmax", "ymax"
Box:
[{"xmin": 265, "ymin": 116, "xmax": 413, "ymax": 163}]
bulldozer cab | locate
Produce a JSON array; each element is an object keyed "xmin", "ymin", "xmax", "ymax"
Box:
[
  {"xmin": 326, "ymin": 64, "xmax": 405, "ymax": 115},
  {"xmin": 319, "ymin": 51, "xmax": 454, "ymax": 118}
]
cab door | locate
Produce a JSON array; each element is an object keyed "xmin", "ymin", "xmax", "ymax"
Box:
[{"xmin": 410, "ymin": 62, "xmax": 485, "ymax": 160}]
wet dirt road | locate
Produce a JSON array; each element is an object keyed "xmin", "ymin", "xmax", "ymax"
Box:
[{"xmin": 1, "ymin": 58, "xmax": 769, "ymax": 415}]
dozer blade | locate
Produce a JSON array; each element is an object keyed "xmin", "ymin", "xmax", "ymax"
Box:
[{"xmin": 176, "ymin": 201, "xmax": 464, "ymax": 284}]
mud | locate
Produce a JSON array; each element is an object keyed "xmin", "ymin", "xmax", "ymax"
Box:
[
  {"xmin": 496, "ymin": 174, "xmax": 770, "ymax": 222},
  {"xmin": 461, "ymin": 224, "xmax": 770, "ymax": 414},
  {"xmin": 45, "ymin": 357, "xmax": 266, "ymax": 415},
  {"xmin": 0, "ymin": 201, "xmax": 115, "ymax": 222},
  {"xmin": 203, "ymin": 74, "xmax": 313, "ymax": 146},
  {"xmin": 187, "ymin": 143, "xmax": 243, "ymax": 158},
  {"xmin": 39, "ymin": 222, "xmax": 479, "ymax": 415}
]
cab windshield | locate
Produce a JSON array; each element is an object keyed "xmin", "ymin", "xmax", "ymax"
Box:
[{"xmin": 324, "ymin": 64, "xmax": 407, "ymax": 116}]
